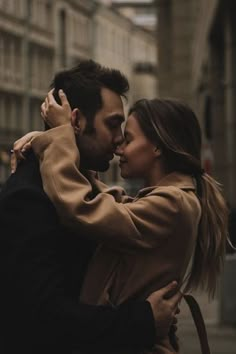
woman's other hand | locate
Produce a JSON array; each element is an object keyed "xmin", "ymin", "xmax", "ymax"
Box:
[
  {"xmin": 11, "ymin": 131, "xmax": 43, "ymax": 173},
  {"xmin": 41, "ymin": 89, "xmax": 72, "ymax": 128}
]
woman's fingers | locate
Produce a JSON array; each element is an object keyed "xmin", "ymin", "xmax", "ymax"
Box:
[
  {"xmin": 58, "ymin": 89, "xmax": 70, "ymax": 109},
  {"xmin": 41, "ymin": 89, "xmax": 72, "ymax": 128},
  {"xmin": 11, "ymin": 139, "xmax": 27, "ymax": 173},
  {"xmin": 48, "ymin": 89, "xmax": 56, "ymax": 105},
  {"xmin": 41, "ymin": 102, "xmax": 47, "ymax": 120},
  {"xmin": 45, "ymin": 96, "xmax": 49, "ymax": 111},
  {"xmin": 11, "ymin": 131, "xmax": 43, "ymax": 173},
  {"xmin": 49, "ymin": 89, "xmax": 70, "ymax": 111},
  {"xmin": 21, "ymin": 142, "xmax": 32, "ymax": 153},
  {"xmin": 10, "ymin": 150, "xmax": 18, "ymax": 173},
  {"xmin": 13, "ymin": 136, "xmax": 29, "ymax": 158}
]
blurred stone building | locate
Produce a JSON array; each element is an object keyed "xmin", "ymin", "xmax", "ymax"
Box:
[
  {"xmin": 156, "ymin": 0, "xmax": 236, "ymax": 325},
  {"xmin": 0, "ymin": 0, "xmax": 95, "ymax": 185},
  {"xmin": 0, "ymin": 0, "xmax": 157, "ymax": 187},
  {"xmin": 156, "ymin": 0, "xmax": 236, "ymax": 208},
  {"xmin": 84, "ymin": 0, "xmax": 158, "ymax": 188},
  {"xmin": 94, "ymin": 2, "xmax": 157, "ymax": 187}
]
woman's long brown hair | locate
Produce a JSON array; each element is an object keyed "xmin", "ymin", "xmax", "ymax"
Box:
[{"xmin": 129, "ymin": 98, "xmax": 229, "ymax": 298}]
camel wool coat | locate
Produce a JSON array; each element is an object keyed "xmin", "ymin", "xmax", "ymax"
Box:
[{"xmin": 32, "ymin": 125, "xmax": 202, "ymax": 354}]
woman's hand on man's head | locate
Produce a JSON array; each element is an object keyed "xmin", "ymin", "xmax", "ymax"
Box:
[
  {"xmin": 11, "ymin": 89, "xmax": 72, "ymax": 173},
  {"xmin": 41, "ymin": 89, "xmax": 72, "ymax": 128}
]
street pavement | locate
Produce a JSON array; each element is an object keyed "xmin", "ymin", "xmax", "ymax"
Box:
[
  {"xmin": 177, "ymin": 291, "xmax": 236, "ymax": 354},
  {"xmin": 178, "ymin": 323, "xmax": 236, "ymax": 354}
]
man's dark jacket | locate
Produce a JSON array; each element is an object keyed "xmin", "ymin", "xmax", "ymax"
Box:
[{"xmin": 0, "ymin": 153, "xmax": 155, "ymax": 353}]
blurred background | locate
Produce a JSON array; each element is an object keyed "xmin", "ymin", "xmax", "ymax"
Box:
[{"xmin": 0, "ymin": 1, "xmax": 236, "ymax": 353}]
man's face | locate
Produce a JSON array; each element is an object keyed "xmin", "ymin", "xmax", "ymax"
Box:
[{"xmin": 78, "ymin": 88, "xmax": 125, "ymax": 172}]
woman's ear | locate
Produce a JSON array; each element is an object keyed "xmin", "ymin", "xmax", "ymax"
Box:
[{"xmin": 71, "ymin": 108, "xmax": 85, "ymax": 135}]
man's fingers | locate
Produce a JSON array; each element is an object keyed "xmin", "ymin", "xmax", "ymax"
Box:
[
  {"xmin": 146, "ymin": 281, "xmax": 178, "ymax": 305},
  {"xmin": 168, "ymin": 291, "xmax": 183, "ymax": 310},
  {"xmin": 157, "ymin": 281, "xmax": 178, "ymax": 299}
]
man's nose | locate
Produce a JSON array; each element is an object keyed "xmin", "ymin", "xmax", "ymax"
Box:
[
  {"xmin": 114, "ymin": 130, "xmax": 124, "ymax": 148},
  {"xmin": 115, "ymin": 142, "xmax": 125, "ymax": 156}
]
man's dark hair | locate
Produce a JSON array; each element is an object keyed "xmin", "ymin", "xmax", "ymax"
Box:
[{"xmin": 50, "ymin": 59, "xmax": 129, "ymax": 131}]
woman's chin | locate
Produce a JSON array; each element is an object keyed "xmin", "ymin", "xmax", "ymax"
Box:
[
  {"xmin": 120, "ymin": 171, "xmax": 127, "ymax": 179},
  {"xmin": 120, "ymin": 168, "xmax": 128, "ymax": 179},
  {"xmin": 120, "ymin": 170, "xmax": 133, "ymax": 180}
]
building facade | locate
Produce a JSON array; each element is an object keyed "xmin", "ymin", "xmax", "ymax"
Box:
[
  {"xmin": 130, "ymin": 25, "xmax": 157, "ymax": 103},
  {"xmin": 0, "ymin": 0, "xmax": 157, "ymax": 187},
  {"xmin": 93, "ymin": 2, "xmax": 157, "ymax": 104},
  {"xmin": 156, "ymin": 0, "xmax": 236, "ymax": 207},
  {"xmin": 156, "ymin": 0, "xmax": 236, "ymax": 326},
  {"xmin": 93, "ymin": 2, "xmax": 158, "ymax": 187},
  {"xmin": 0, "ymin": 0, "xmax": 95, "ymax": 185},
  {"xmin": 192, "ymin": 0, "xmax": 236, "ymax": 207}
]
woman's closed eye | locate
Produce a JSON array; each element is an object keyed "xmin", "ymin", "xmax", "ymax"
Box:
[
  {"xmin": 124, "ymin": 137, "xmax": 131, "ymax": 145},
  {"xmin": 124, "ymin": 131, "xmax": 133, "ymax": 145}
]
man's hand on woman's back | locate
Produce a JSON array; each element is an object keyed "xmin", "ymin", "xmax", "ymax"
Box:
[{"xmin": 147, "ymin": 281, "xmax": 182, "ymax": 338}]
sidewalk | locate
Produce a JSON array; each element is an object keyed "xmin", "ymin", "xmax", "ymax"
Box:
[
  {"xmin": 178, "ymin": 323, "xmax": 236, "ymax": 354},
  {"xmin": 177, "ymin": 291, "xmax": 236, "ymax": 353}
]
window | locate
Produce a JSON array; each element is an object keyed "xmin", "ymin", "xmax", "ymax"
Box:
[
  {"xmin": 45, "ymin": 0, "xmax": 53, "ymax": 30},
  {"xmin": 204, "ymin": 95, "xmax": 212, "ymax": 140},
  {"xmin": 29, "ymin": 99, "xmax": 44, "ymax": 131},
  {"xmin": 0, "ymin": 93, "xmax": 5, "ymax": 129},
  {"xmin": 59, "ymin": 9, "xmax": 67, "ymax": 67},
  {"xmin": 0, "ymin": 34, "xmax": 3, "ymax": 81}
]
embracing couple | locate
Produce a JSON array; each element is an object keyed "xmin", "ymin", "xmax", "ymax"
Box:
[{"xmin": 0, "ymin": 60, "xmax": 228, "ymax": 354}]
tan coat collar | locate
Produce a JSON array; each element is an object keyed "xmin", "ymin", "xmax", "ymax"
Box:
[{"xmin": 137, "ymin": 172, "xmax": 196, "ymax": 198}]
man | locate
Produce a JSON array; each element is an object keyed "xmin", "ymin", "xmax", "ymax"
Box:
[{"xmin": 0, "ymin": 60, "xmax": 180, "ymax": 354}]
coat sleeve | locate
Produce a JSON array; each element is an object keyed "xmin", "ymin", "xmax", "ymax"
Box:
[
  {"xmin": 0, "ymin": 185, "xmax": 155, "ymax": 352},
  {"xmin": 86, "ymin": 171, "xmax": 133, "ymax": 203},
  {"xmin": 32, "ymin": 125, "xmax": 182, "ymax": 250}
]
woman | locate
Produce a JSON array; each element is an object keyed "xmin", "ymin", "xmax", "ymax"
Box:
[{"xmin": 13, "ymin": 92, "xmax": 228, "ymax": 353}]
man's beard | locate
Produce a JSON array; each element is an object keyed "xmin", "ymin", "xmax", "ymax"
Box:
[
  {"xmin": 80, "ymin": 153, "xmax": 110, "ymax": 172},
  {"xmin": 77, "ymin": 137, "xmax": 110, "ymax": 172}
]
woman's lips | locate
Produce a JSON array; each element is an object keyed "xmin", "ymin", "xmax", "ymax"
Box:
[{"xmin": 119, "ymin": 160, "xmax": 127, "ymax": 166}]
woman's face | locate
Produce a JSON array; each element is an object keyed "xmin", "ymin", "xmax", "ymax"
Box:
[{"xmin": 117, "ymin": 114, "xmax": 158, "ymax": 180}]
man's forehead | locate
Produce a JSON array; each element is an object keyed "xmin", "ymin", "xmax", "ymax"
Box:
[
  {"xmin": 101, "ymin": 87, "xmax": 123, "ymax": 104},
  {"xmin": 100, "ymin": 87, "xmax": 125, "ymax": 116}
]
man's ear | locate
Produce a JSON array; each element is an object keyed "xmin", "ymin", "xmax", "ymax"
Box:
[
  {"xmin": 71, "ymin": 108, "xmax": 85, "ymax": 135},
  {"xmin": 154, "ymin": 147, "xmax": 162, "ymax": 158}
]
